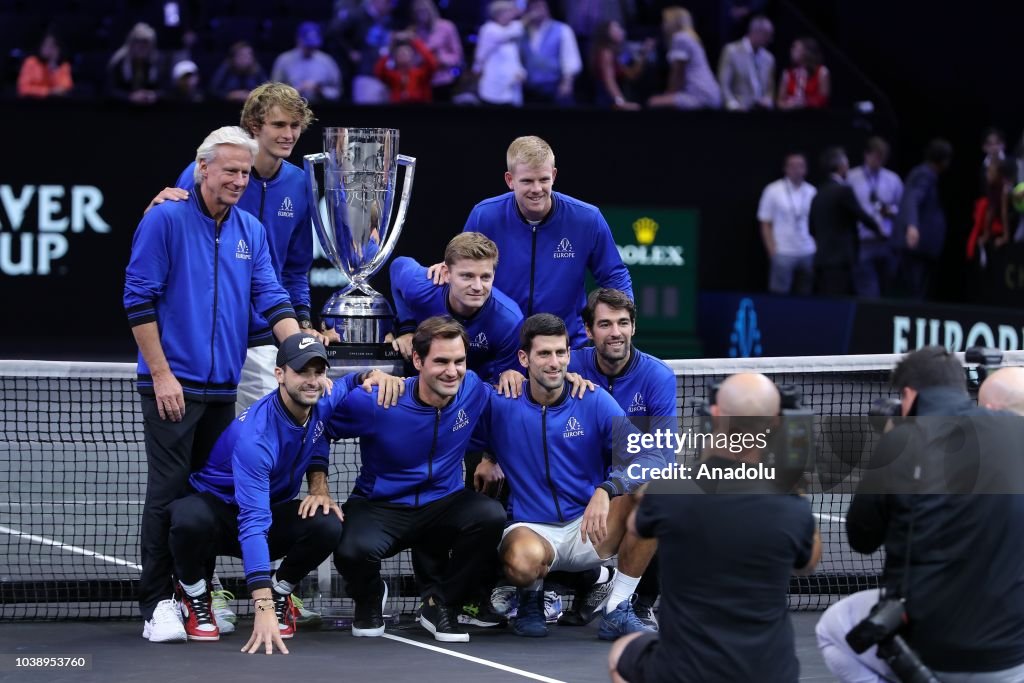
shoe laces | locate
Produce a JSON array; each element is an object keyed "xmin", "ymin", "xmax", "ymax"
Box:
[
  {"xmin": 273, "ymin": 592, "xmax": 292, "ymax": 623},
  {"xmin": 616, "ymin": 597, "xmax": 646, "ymax": 630},
  {"xmin": 153, "ymin": 599, "xmax": 182, "ymax": 625},
  {"xmin": 183, "ymin": 593, "xmax": 215, "ymax": 625},
  {"xmin": 517, "ymin": 592, "xmax": 544, "ymax": 620},
  {"xmin": 210, "ymin": 589, "xmax": 234, "ymax": 610},
  {"xmin": 291, "ymin": 595, "xmax": 305, "ymax": 610}
]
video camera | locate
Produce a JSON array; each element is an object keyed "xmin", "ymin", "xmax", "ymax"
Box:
[{"xmin": 846, "ymin": 597, "xmax": 941, "ymax": 683}]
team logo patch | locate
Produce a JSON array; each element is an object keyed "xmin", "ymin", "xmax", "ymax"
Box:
[
  {"xmin": 563, "ymin": 416, "xmax": 584, "ymax": 438},
  {"xmin": 312, "ymin": 420, "xmax": 324, "ymax": 444},
  {"xmin": 235, "ymin": 239, "xmax": 251, "ymax": 260},
  {"xmin": 452, "ymin": 409, "xmax": 471, "ymax": 431},
  {"xmin": 628, "ymin": 392, "xmax": 647, "ymax": 414},
  {"xmin": 554, "ymin": 238, "xmax": 575, "ymax": 259},
  {"xmin": 278, "ymin": 196, "xmax": 294, "ymax": 218},
  {"xmin": 470, "ymin": 332, "xmax": 489, "ymax": 350}
]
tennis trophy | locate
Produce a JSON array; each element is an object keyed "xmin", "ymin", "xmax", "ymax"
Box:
[{"xmin": 305, "ymin": 127, "xmax": 415, "ymax": 360}]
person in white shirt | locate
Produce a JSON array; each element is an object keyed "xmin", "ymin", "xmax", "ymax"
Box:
[
  {"xmin": 474, "ymin": 1, "xmax": 526, "ymax": 106},
  {"xmin": 848, "ymin": 137, "xmax": 904, "ymax": 297},
  {"xmin": 757, "ymin": 153, "xmax": 817, "ymax": 294}
]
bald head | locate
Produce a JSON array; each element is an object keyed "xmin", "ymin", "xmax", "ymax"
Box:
[
  {"xmin": 714, "ymin": 373, "xmax": 781, "ymax": 417},
  {"xmin": 979, "ymin": 367, "xmax": 1024, "ymax": 416}
]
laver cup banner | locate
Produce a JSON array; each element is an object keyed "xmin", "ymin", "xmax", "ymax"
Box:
[{"xmin": 601, "ymin": 207, "xmax": 700, "ymax": 358}]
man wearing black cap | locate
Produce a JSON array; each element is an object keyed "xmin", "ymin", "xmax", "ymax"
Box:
[{"xmin": 160, "ymin": 334, "xmax": 402, "ymax": 652}]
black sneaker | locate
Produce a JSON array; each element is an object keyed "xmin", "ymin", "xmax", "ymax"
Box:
[
  {"xmin": 419, "ymin": 600, "xmax": 469, "ymax": 642},
  {"xmin": 457, "ymin": 600, "xmax": 506, "ymax": 627},
  {"xmin": 559, "ymin": 567, "xmax": 616, "ymax": 626},
  {"xmin": 352, "ymin": 580, "xmax": 388, "ymax": 637}
]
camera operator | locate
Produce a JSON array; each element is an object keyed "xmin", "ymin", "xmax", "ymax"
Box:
[
  {"xmin": 608, "ymin": 373, "xmax": 821, "ymax": 683},
  {"xmin": 816, "ymin": 347, "xmax": 1024, "ymax": 682}
]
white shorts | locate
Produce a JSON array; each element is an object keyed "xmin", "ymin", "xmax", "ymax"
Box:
[
  {"xmin": 235, "ymin": 345, "xmax": 278, "ymax": 415},
  {"xmin": 502, "ymin": 517, "xmax": 616, "ymax": 573}
]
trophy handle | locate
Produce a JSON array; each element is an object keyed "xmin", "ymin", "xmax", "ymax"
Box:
[
  {"xmin": 303, "ymin": 153, "xmax": 346, "ymax": 275},
  {"xmin": 362, "ymin": 154, "xmax": 416, "ymax": 280}
]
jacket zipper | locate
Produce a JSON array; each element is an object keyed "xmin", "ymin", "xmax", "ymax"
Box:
[
  {"xmin": 541, "ymin": 405, "xmax": 563, "ymax": 522},
  {"xmin": 416, "ymin": 407, "xmax": 441, "ymax": 506},
  {"xmin": 528, "ymin": 225, "xmax": 537, "ymax": 315},
  {"xmin": 258, "ymin": 181, "xmax": 267, "ymax": 222},
  {"xmin": 205, "ymin": 223, "xmax": 222, "ymax": 395}
]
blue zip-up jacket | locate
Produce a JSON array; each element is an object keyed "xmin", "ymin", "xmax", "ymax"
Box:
[
  {"xmin": 123, "ymin": 191, "xmax": 295, "ymax": 402},
  {"xmin": 463, "ymin": 192, "xmax": 633, "ymax": 348},
  {"xmin": 319, "ymin": 370, "xmax": 491, "ymax": 506},
  {"xmin": 569, "ymin": 346, "xmax": 676, "ymax": 464},
  {"xmin": 474, "ymin": 384, "xmax": 661, "ymax": 524},
  {"xmin": 177, "ymin": 159, "xmax": 314, "ymax": 342},
  {"xmin": 390, "ymin": 256, "xmax": 524, "ymax": 383},
  {"xmin": 190, "ymin": 373, "xmax": 359, "ymax": 591}
]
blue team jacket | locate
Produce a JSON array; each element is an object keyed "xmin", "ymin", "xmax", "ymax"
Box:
[
  {"xmin": 320, "ymin": 371, "xmax": 491, "ymax": 506},
  {"xmin": 569, "ymin": 346, "xmax": 677, "ymax": 463},
  {"xmin": 463, "ymin": 192, "xmax": 633, "ymax": 347},
  {"xmin": 123, "ymin": 191, "xmax": 295, "ymax": 401},
  {"xmin": 189, "ymin": 373, "xmax": 358, "ymax": 591},
  {"xmin": 389, "ymin": 256, "xmax": 524, "ymax": 383},
  {"xmin": 177, "ymin": 159, "xmax": 314, "ymax": 341},
  {"xmin": 475, "ymin": 384, "xmax": 661, "ymax": 524}
]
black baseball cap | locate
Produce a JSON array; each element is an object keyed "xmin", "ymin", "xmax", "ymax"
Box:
[{"xmin": 276, "ymin": 333, "xmax": 329, "ymax": 371}]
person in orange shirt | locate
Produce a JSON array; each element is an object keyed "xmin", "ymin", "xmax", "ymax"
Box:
[
  {"xmin": 373, "ymin": 31, "xmax": 438, "ymax": 103},
  {"xmin": 18, "ymin": 33, "xmax": 73, "ymax": 98}
]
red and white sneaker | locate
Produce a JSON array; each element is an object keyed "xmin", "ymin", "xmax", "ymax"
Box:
[
  {"xmin": 273, "ymin": 591, "xmax": 297, "ymax": 639},
  {"xmin": 178, "ymin": 588, "xmax": 220, "ymax": 641}
]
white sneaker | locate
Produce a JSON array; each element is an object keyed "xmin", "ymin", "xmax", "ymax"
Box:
[
  {"xmin": 544, "ymin": 590, "xmax": 563, "ymax": 623},
  {"xmin": 211, "ymin": 589, "xmax": 237, "ymax": 634},
  {"xmin": 143, "ymin": 598, "xmax": 187, "ymax": 643}
]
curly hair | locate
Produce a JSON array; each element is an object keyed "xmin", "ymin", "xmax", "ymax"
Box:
[{"xmin": 239, "ymin": 82, "xmax": 314, "ymax": 136}]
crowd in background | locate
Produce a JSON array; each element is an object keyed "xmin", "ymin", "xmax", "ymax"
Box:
[{"xmin": 8, "ymin": 0, "xmax": 831, "ymax": 111}]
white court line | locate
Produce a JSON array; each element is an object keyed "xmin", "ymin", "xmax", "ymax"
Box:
[
  {"xmin": 0, "ymin": 525, "xmax": 141, "ymax": 571},
  {"xmin": 381, "ymin": 633, "xmax": 567, "ymax": 683},
  {"xmin": 813, "ymin": 513, "xmax": 847, "ymax": 524}
]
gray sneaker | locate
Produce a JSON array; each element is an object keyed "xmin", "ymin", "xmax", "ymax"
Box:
[
  {"xmin": 559, "ymin": 567, "xmax": 616, "ymax": 626},
  {"xmin": 633, "ymin": 599, "xmax": 659, "ymax": 631}
]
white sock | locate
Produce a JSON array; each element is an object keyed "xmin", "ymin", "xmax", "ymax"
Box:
[
  {"xmin": 179, "ymin": 578, "xmax": 207, "ymax": 598},
  {"xmin": 273, "ymin": 576, "xmax": 296, "ymax": 596},
  {"xmin": 597, "ymin": 566, "xmax": 611, "ymax": 584},
  {"xmin": 605, "ymin": 572, "xmax": 640, "ymax": 614}
]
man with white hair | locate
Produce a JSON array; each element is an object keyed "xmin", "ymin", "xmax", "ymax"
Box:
[
  {"xmin": 124, "ymin": 125, "xmax": 301, "ymax": 642},
  {"xmin": 979, "ymin": 367, "xmax": 1024, "ymax": 416}
]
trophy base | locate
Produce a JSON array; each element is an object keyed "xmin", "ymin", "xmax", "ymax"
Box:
[
  {"xmin": 322, "ymin": 288, "xmax": 395, "ymax": 345},
  {"xmin": 326, "ymin": 344, "xmax": 403, "ymax": 362}
]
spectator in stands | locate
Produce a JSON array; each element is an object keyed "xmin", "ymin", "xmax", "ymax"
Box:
[
  {"xmin": 106, "ymin": 22, "xmax": 166, "ymax": 105},
  {"xmin": 519, "ymin": 0, "xmax": 583, "ymax": 106},
  {"xmin": 980, "ymin": 126, "xmax": 1007, "ymax": 191},
  {"xmin": 410, "ymin": 0, "xmax": 463, "ymax": 103},
  {"xmin": 609, "ymin": 372, "xmax": 821, "ymax": 683},
  {"xmin": 561, "ymin": 0, "xmax": 634, "ymax": 44},
  {"xmin": 590, "ymin": 20, "xmax": 653, "ymax": 110},
  {"xmin": 167, "ymin": 60, "xmax": 203, "ymax": 103},
  {"xmin": 848, "ymin": 137, "xmax": 904, "ymax": 297},
  {"xmin": 209, "ymin": 41, "xmax": 269, "ymax": 103},
  {"xmin": 329, "ymin": 0, "xmax": 394, "ymax": 104},
  {"xmin": 893, "ymin": 139, "xmax": 953, "ymax": 300},
  {"xmin": 757, "ymin": 153, "xmax": 817, "ymax": 295},
  {"xmin": 17, "ymin": 32, "xmax": 73, "ymax": 98},
  {"xmin": 271, "ymin": 22, "xmax": 342, "ymax": 103},
  {"xmin": 777, "ymin": 37, "xmax": 829, "ymax": 109},
  {"xmin": 966, "ymin": 157, "xmax": 1016, "ymax": 264},
  {"xmin": 717, "ymin": 15, "xmax": 775, "ymax": 111},
  {"xmin": 374, "ymin": 31, "xmax": 437, "ymax": 103},
  {"xmin": 809, "ymin": 147, "xmax": 882, "ymax": 296},
  {"xmin": 647, "ymin": 7, "xmax": 722, "ymax": 110},
  {"xmin": 474, "ymin": 1, "xmax": 527, "ymax": 106}
]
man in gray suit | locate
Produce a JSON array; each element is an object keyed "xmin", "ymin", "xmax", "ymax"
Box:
[{"xmin": 717, "ymin": 16, "xmax": 775, "ymax": 111}]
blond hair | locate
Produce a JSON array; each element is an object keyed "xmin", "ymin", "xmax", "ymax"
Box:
[
  {"xmin": 444, "ymin": 232, "xmax": 499, "ymax": 267},
  {"xmin": 662, "ymin": 6, "xmax": 700, "ymax": 43},
  {"xmin": 239, "ymin": 82, "xmax": 315, "ymax": 136},
  {"xmin": 506, "ymin": 135, "xmax": 555, "ymax": 172}
]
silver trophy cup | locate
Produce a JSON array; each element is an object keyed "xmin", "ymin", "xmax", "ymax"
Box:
[{"xmin": 305, "ymin": 127, "xmax": 415, "ymax": 346}]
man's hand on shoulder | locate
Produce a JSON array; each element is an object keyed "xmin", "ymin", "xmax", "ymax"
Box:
[
  {"xmin": 360, "ymin": 369, "xmax": 406, "ymax": 407},
  {"xmin": 566, "ymin": 372, "xmax": 596, "ymax": 398},
  {"xmin": 425, "ymin": 261, "xmax": 449, "ymax": 285},
  {"xmin": 144, "ymin": 187, "xmax": 189, "ymax": 214},
  {"xmin": 495, "ymin": 369, "xmax": 526, "ymax": 398}
]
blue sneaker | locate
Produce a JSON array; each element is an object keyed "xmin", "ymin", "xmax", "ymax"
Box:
[
  {"xmin": 510, "ymin": 590, "xmax": 548, "ymax": 638},
  {"xmin": 597, "ymin": 597, "xmax": 656, "ymax": 641}
]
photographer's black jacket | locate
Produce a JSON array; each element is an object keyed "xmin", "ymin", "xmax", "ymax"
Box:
[{"xmin": 848, "ymin": 386, "xmax": 1024, "ymax": 673}]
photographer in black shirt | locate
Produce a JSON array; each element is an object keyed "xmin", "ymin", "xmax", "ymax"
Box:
[
  {"xmin": 609, "ymin": 373, "xmax": 821, "ymax": 683},
  {"xmin": 816, "ymin": 347, "xmax": 1024, "ymax": 682}
]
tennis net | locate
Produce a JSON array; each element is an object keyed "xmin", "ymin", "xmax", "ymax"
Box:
[{"xmin": 2, "ymin": 352, "xmax": 1020, "ymax": 620}]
